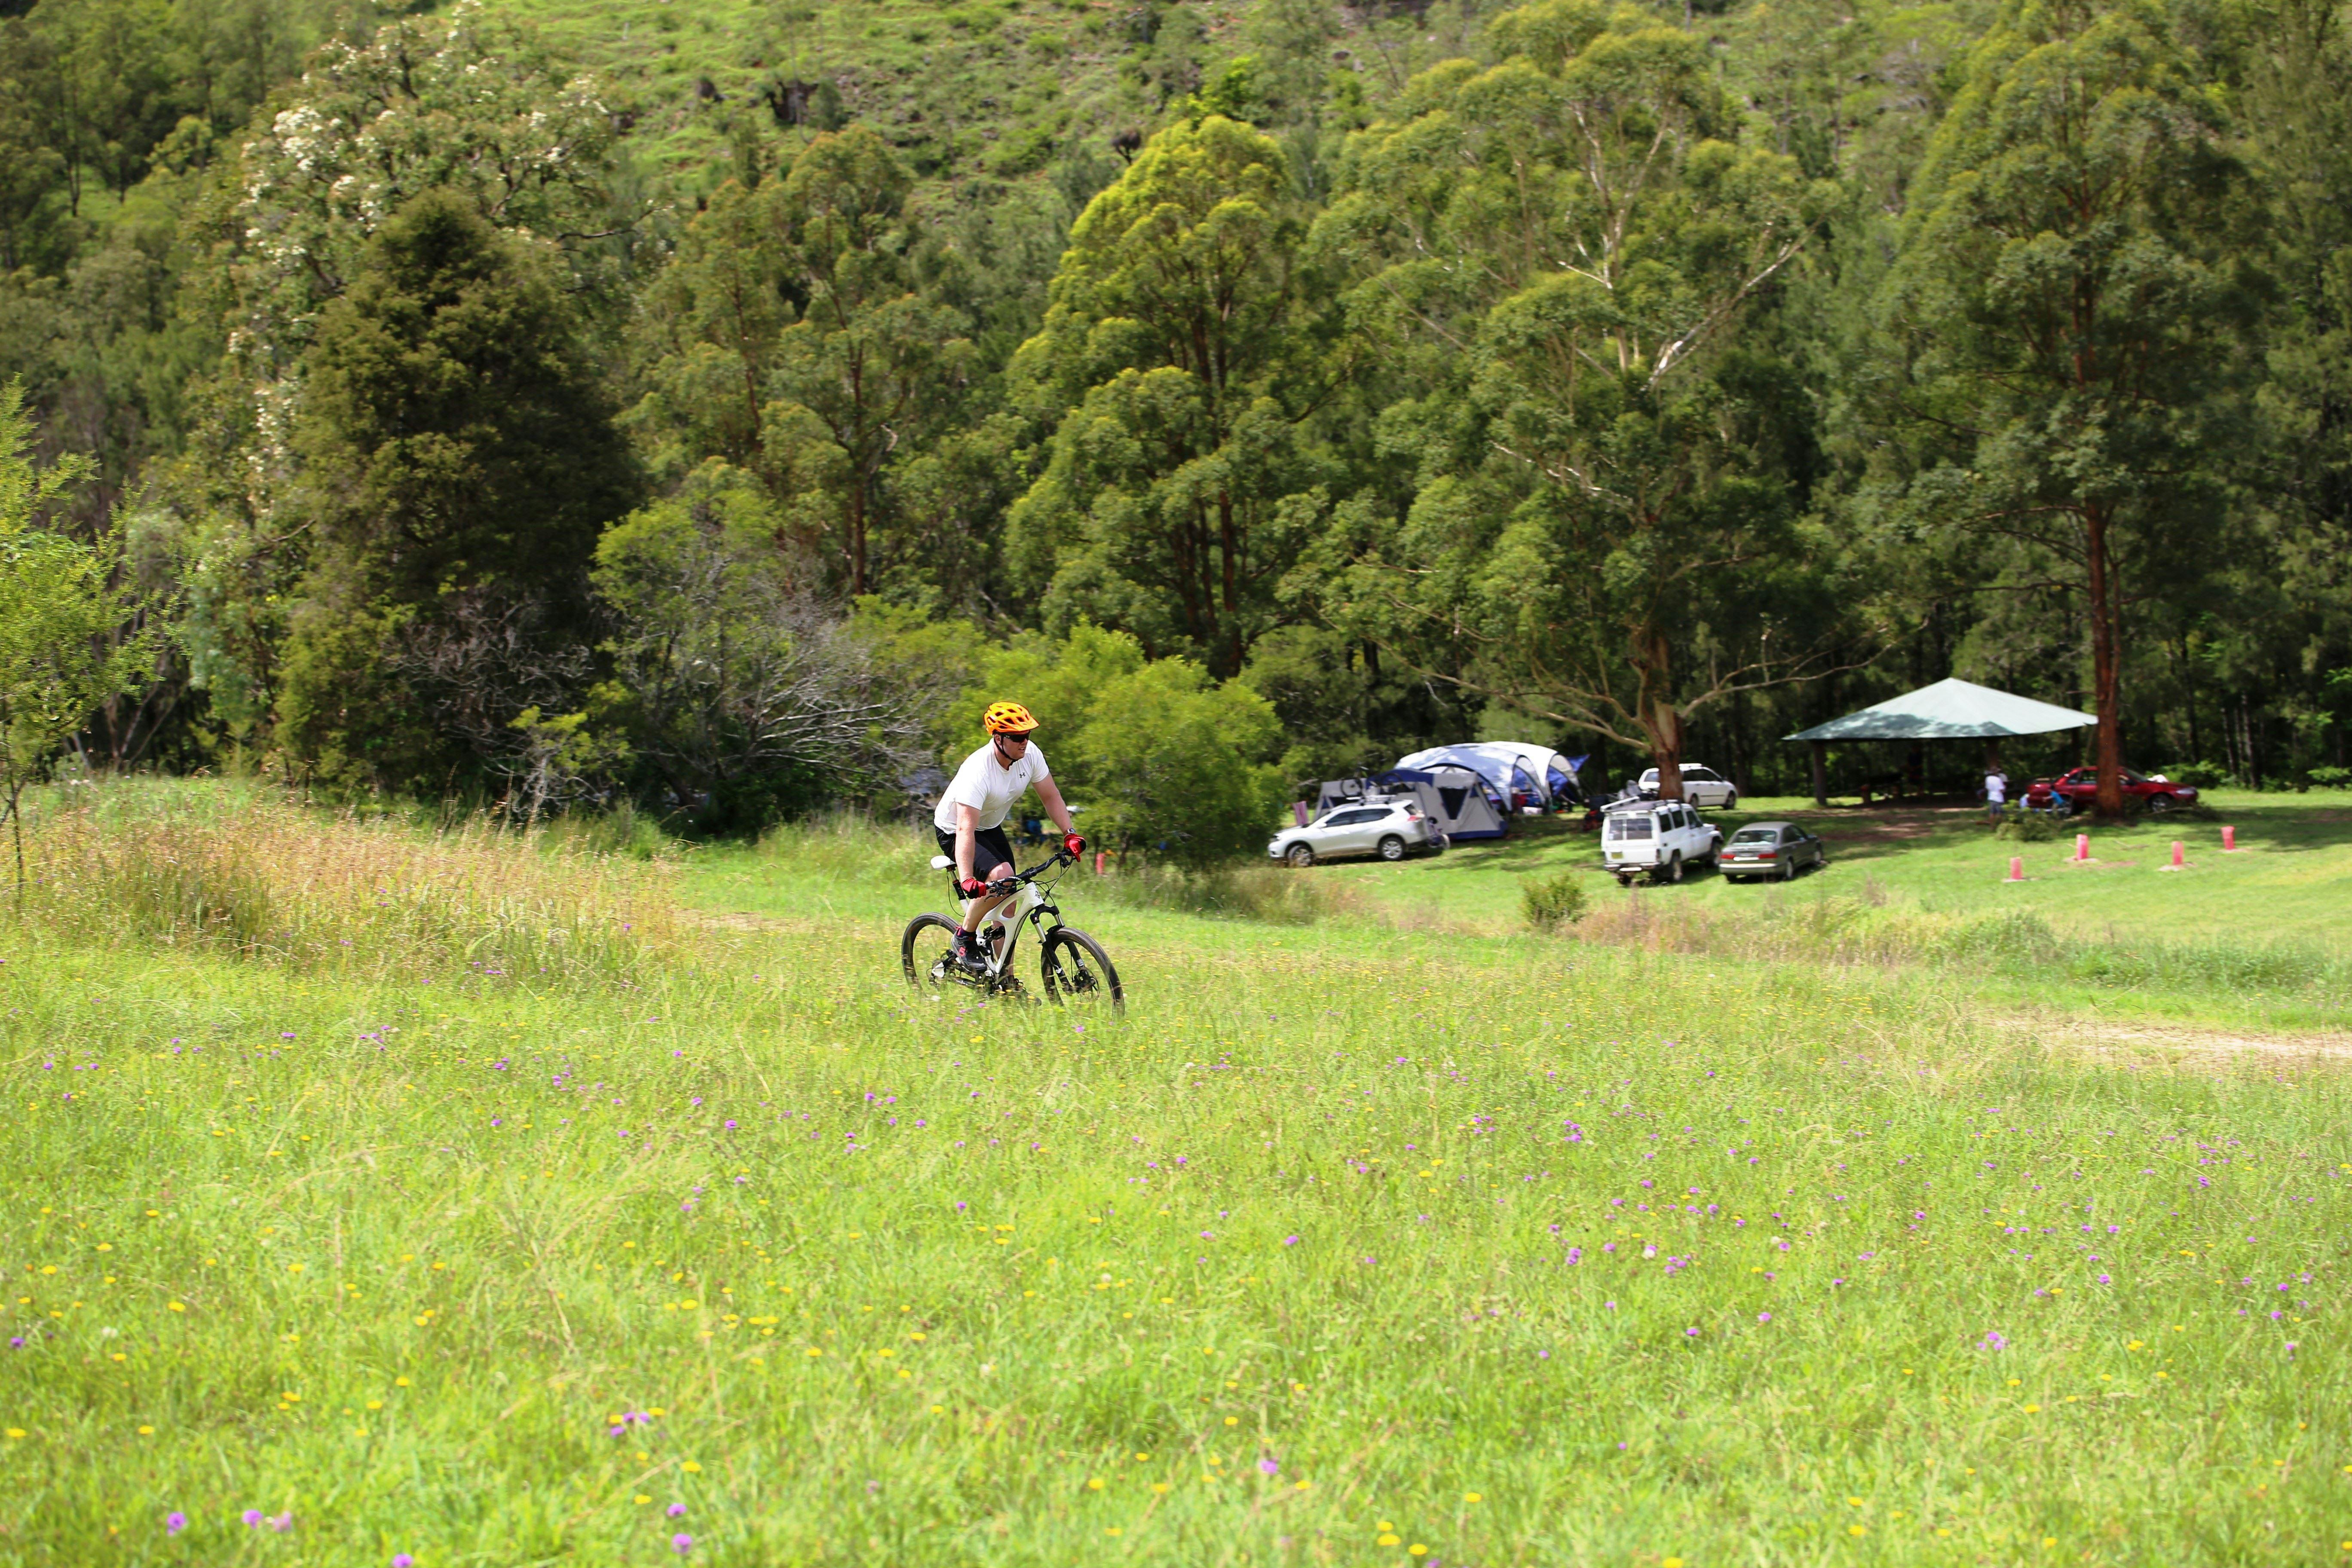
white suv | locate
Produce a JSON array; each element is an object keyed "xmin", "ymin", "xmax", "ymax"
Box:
[
  {"xmin": 1635, "ymin": 764, "xmax": 1738, "ymax": 810},
  {"xmin": 1269, "ymin": 799, "xmax": 1442, "ymax": 867},
  {"xmin": 1603, "ymin": 800, "xmax": 1720, "ymax": 885}
]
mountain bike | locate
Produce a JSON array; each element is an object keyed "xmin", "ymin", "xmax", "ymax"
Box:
[{"xmin": 901, "ymin": 847, "xmax": 1123, "ymax": 1011}]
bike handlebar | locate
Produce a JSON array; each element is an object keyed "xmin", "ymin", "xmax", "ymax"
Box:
[{"xmin": 986, "ymin": 847, "xmax": 1078, "ymax": 894}]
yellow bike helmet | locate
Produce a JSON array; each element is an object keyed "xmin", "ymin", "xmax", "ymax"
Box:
[{"xmin": 983, "ymin": 701, "xmax": 1038, "ymax": 735}]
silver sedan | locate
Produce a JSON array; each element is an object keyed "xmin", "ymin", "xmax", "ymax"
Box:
[{"xmin": 1720, "ymin": 821, "xmax": 1828, "ymax": 882}]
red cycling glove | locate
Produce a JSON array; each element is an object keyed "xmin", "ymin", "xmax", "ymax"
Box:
[
  {"xmin": 1063, "ymin": 833, "xmax": 1086, "ymax": 856},
  {"xmin": 956, "ymin": 876, "xmax": 988, "ymax": 898}
]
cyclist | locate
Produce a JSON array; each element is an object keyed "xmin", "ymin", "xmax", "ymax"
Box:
[{"xmin": 934, "ymin": 701, "xmax": 1083, "ymax": 974}]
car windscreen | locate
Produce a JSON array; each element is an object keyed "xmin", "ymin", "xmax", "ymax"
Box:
[
  {"xmin": 1607, "ymin": 816, "xmax": 1653, "ymax": 839},
  {"xmin": 1729, "ymin": 827, "xmax": 1776, "ymax": 844}
]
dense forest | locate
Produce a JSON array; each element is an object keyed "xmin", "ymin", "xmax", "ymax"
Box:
[{"xmin": 3, "ymin": 0, "xmax": 2349, "ymax": 845}]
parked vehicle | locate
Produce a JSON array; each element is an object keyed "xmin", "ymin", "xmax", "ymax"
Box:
[
  {"xmin": 1269, "ymin": 799, "xmax": 1444, "ymax": 867},
  {"xmin": 1635, "ymin": 764, "xmax": 1739, "ymax": 810},
  {"xmin": 2022, "ymin": 767, "xmax": 2200, "ymax": 815},
  {"xmin": 1721, "ymin": 821, "xmax": 1829, "ymax": 883},
  {"xmin": 1601, "ymin": 799, "xmax": 1721, "ymax": 885}
]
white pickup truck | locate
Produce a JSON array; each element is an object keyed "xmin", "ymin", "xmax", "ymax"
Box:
[{"xmin": 1602, "ymin": 800, "xmax": 1721, "ymax": 886}]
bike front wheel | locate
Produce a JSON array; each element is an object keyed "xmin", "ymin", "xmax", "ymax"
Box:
[
  {"xmin": 1040, "ymin": 926, "xmax": 1123, "ymax": 1012},
  {"xmin": 902, "ymin": 913, "xmax": 970, "ymax": 994}
]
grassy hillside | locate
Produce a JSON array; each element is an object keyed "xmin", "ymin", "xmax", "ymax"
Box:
[
  {"xmin": 471, "ymin": 0, "xmax": 1467, "ymax": 192},
  {"xmin": 5, "ymin": 784, "xmax": 2342, "ymax": 1564}
]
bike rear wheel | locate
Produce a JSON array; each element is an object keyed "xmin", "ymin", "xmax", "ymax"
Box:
[
  {"xmin": 1040, "ymin": 926, "xmax": 1123, "ymax": 1012},
  {"xmin": 902, "ymin": 913, "xmax": 974, "ymax": 994}
]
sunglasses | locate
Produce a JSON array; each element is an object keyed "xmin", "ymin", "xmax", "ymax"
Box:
[{"xmin": 996, "ymin": 730, "xmax": 1036, "ymax": 745}]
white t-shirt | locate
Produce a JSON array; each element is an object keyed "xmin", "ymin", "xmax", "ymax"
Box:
[
  {"xmin": 1984, "ymin": 772, "xmax": 2006, "ymax": 805},
  {"xmin": 934, "ymin": 741, "xmax": 1051, "ymax": 833}
]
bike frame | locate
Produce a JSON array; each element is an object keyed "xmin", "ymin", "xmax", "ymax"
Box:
[{"xmin": 959, "ymin": 851, "xmax": 1076, "ymax": 985}]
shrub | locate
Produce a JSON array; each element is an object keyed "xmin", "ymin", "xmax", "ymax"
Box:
[
  {"xmin": 1994, "ymin": 808, "xmax": 2055, "ymax": 841},
  {"xmin": 2306, "ymin": 766, "xmax": 2352, "ymax": 790},
  {"xmin": 2159, "ymin": 761, "xmax": 2229, "ymax": 789},
  {"xmin": 1521, "ymin": 872, "xmax": 1589, "ymax": 932}
]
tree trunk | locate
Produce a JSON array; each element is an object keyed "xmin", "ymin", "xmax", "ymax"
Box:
[
  {"xmin": 1633, "ymin": 628, "xmax": 1684, "ymax": 800},
  {"xmin": 848, "ymin": 478, "xmax": 867, "ymax": 597},
  {"xmin": 1810, "ymin": 740, "xmax": 1827, "ymax": 809},
  {"xmin": 2085, "ymin": 500, "xmax": 2125, "ymax": 816},
  {"xmin": 1217, "ymin": 489, "xmax": 1241, "ymax": 678}
]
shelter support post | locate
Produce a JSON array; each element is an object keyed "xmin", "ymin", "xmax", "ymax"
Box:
[{"xmin": 1810, "ymin": 741, "xmax": 1827, "ymax": 810}]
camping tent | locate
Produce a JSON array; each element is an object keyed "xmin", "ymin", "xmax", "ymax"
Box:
[
  {"xmin": 1783, "ymin": 677, "xmax": 2096, "ymax": 806},
  {"xmin": 1394, "ymin": 742, "xmax": 1585, "ymax": 810},
  {"xmin": 1310, "ymin": 769, "xmax": 1511, "ymax": 842},
  {"xmin": 1376, "ymin": 766, "xmax": 1511, "ymax": 842}
]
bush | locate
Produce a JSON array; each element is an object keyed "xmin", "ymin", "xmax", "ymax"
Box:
[
  {"xmin": 1994, "ymin": 808, "xmax": 2055, "ymax": 841},
  {"xmin": 2159, "ymin": 761, "xmax": 2230, "ymax": 790},
  {"xmin": 1521, "ymin": 872, "xmax": 1589, "ymax": 932},
  {"xmin": 2306, "ymin": 766, "xmax": 2352, "ymax": 790}
]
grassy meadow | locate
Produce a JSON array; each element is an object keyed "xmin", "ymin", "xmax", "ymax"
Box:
[{"xmin": 0, "ymin": 785, "xmax": 2346, "ymax": 1566}]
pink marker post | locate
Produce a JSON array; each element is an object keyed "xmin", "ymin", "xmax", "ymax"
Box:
[
  {"xmin": 2075, "ymin": 833, "xmax": 2091, "ymax": 863},
  {"xmin": 2007, "ymin": 855, "xmax": 2025, "ymax": 883},
  {"xmin": 2223, "ymin": 825, "xmax": 2238, "ymax": 852},
  {"xmin": 2171, "ymin": 841, "xmax": 2184, "ymax": 869}
]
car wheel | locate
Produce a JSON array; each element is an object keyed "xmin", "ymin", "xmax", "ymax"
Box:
[
  {"xmin": 1285, "ymin": 843, "xmax": 1315, "ymax": 868},
  {"xmin": 1779, "ymin": 856, "xmax": 1795, "ymax": 882},
  {"xmin": 1654, "ymin": 852, "xmax": 1683, "ymax": 886},
  {"xmin": 1377, "ymin": 834, "xmax": 1407, "ymax": 862},
  {"xmin": 1724, "ymin": 789, "xmax": 1738, "ymax": 811},
  {"xmin": 2146, "ymin": 794, "xmax": 2174, "ymax": 815}
]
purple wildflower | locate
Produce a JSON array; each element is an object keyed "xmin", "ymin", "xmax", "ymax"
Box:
[
  {"xmin": 671, "ymin": 1533, "xmax": 695, "ymax": 1555},
  {"xmin": 166, "ymin": 1513, "xmax": 187, "ymax": 1536},
  {"xmin": 668, "ymin": 1503, "xmax": 687, "ymax": 1518}
]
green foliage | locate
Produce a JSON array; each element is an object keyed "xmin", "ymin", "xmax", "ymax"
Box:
[
  {"xmin": 1993, "ymin": 807, "xmax": 2056, "ymax": 841},
  {"xmin": 1880, "ymin": 0, "xmax": 2250, "ymax": 813},
  {"xmin": 1519, "ymin": 869, "xmax": 1588, "ymax": 931},
  {"xmin": 928, "ymin": 622, "xmax": 1288, "ymax": 866},
  {"xmin": 1066, "ymin": 652, "xmax": 1288, "ymax": 865},
  {"xmin": 590, "ymin": 459, "xmax": 922, "ymax": 836},
  {"xmin": 1008, "ymin": 115, "xmax": 1336, "ymax": 677},
  {"xmin": 2160, "ymin": 761, "xmax": 2229, "ymax": 790},
  {"xmin": 276, "ymin": 189, "xmax": 638, "ymax": 793},
  {"xmin": 10, "ymin": 0, "xmax": 2352, "ymax": 842},
  {"xmin": 1308, "ymin": 0, "xmax": 1841, "ymax": 793},
  {"xmin": 0, "ymin": 380, "xmax": 156, "ymax": 881},
  {"xmin": 628, "ymin": 128, "xmax": 972, "ymax": 597}
]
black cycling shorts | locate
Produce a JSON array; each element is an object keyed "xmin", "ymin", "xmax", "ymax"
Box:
[{"xmin": 935, "ymin": 822, "xmax": 1015, "ymax": 891}]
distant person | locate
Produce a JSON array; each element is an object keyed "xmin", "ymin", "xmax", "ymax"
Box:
[
  {"xmin": 935, "ymin": 702, "xmax": 1083, "ymax": 975},
  {"xmin": 1984, "ymin": 766, "xmax": 2008, "ymax": 824}
]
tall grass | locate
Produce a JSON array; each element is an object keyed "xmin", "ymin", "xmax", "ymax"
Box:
[
  {"xmin": 1571, "ymin": 887, "xmax": 2351, "ymax": 1004},
  {"xmin": 771, "ymin": 812, "xmax": 1368, "ymax": 925},
  {"xmin": 13, "ymin": 784, "xmax": 679, "ymax": 987},
  {"xmin": 4, "ymin": 786, "xmax": 2347, "ymax": 1567}
]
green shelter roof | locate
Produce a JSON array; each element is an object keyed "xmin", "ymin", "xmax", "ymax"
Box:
[{"xmin": 1784, "ymin": 678, "xmax": 2098, "ymax": 742}]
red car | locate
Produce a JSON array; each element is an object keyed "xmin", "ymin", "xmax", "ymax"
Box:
[{"xmin": 2021, "ymin": 767, "xmax": 2199, "ymax": 815}]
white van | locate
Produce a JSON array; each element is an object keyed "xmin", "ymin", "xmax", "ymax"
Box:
[{"xmin": 1602, "ymin": 800, "xmax": 1721, "ymax": 885}]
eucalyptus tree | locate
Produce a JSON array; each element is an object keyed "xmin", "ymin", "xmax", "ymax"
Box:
[
  {"xmin": 1881, "ymin": 0, "xmax": 2250, "ymax": 814},
  {"xmin": 1309, "ymin": 0, "xmax": 1837, "ymax": 797},
  {"xmin": 1007, "ymin": 114, "xmax": 1341, "ymax": 678}
]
